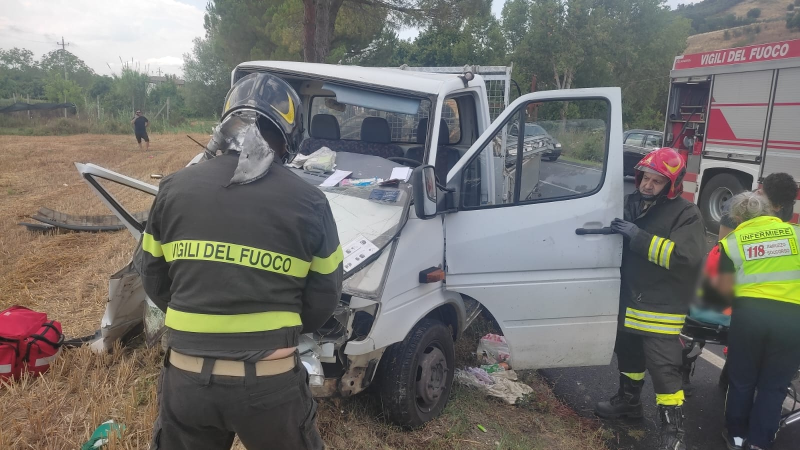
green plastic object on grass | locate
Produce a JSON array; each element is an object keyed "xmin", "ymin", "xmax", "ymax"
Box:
[{"xmin": 81, "ymin": 420, "xmax": 125, "ymax": 450}]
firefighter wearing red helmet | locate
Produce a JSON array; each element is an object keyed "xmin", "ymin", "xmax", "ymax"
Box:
[{"xmin": 594, "ymin": 147, "xmax": 706, "ymax": 450}]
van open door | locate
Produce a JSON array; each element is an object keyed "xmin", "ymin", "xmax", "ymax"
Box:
[
  {"xmin": 74, "ymin": 163, "xmax": 159, "ymax": 351},
  {"xmin": 443, "ymin": 88, "xmax": 624, "ymax": 369}
]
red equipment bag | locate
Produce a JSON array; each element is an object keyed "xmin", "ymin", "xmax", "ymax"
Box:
[{"xmin": 0, "ymin": 306, "xmax": 63, "ymax": 381}]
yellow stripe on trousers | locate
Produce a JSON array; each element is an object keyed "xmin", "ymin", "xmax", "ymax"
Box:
[{"xmin": 656, "ymin": 390, "xmax": 685, "ymax": 406}]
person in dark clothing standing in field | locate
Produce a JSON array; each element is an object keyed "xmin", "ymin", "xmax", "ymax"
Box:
[
  {"xmin": 594, "ymin": 147, "xmax": 706, "ymax": 450},
  {"xmin": 131, "ymin": 110, "xmax": 149, "ymax": 151}
]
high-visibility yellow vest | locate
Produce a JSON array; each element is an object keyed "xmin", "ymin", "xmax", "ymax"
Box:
[{"xmin": 720, "ymin": 216, "xmax": 800, "ymax": 305}]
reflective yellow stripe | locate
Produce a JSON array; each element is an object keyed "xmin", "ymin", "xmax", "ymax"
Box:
[
  {"xmin": 653, "ymin": 238, "xmax": 669, "ymax": 266},
  {"xmin": 141, "ymin": 232, "xmax": 164, "ymax": 258},
  {"xmin": 624, "ymin": 317, "xmax": 683, "ymax": 334},
  {"xmin": 161, "ymin": 240, "xmax": 310, "ymax": 278},
  {"xmin": 656, "ymin": 390, "xmax": 685, "ymax": 406},
  {"xmin": 660, "ymin": 240, "xmax": 674, "ymax": 269},
  {"xmin": 649, "ymin": 236, "xmax": 662, "ymax": 263},
  {"xmin": 622, "ymin": 372, "xmax": 645, "ymax": 381},
  {"xmin": 626, "ymin": 308, "xmax": 686, "ymax": 324},
  {"xmin": 310, "ymin": 245, "xmax": 343, "ymax": 274},
  {"xmin": 165, "ymin": 308, "xmax": 302, "ymax": 333}
]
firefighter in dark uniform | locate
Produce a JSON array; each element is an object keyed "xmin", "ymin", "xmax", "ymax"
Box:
[
  {"xmin": 594, "ymin": 147, "xmax": 706, "ymax": 450},
  {"xmin": 135, "ymin": 72, "xmax": 343, "ymax": 450}
]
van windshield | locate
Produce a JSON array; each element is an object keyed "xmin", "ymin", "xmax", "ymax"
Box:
[{"xmin": 288, "ymin": 152, "xmax": 411, "ymax": 281}]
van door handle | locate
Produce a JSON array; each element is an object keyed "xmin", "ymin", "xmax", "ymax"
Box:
[{"xmin": 575, "ymin": 227, "xmax": 615, "ymax": 235}]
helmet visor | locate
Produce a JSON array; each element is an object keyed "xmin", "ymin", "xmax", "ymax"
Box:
[{"xmin": 205, "ymin": 111, "xmax": 276, "ymax": 185}]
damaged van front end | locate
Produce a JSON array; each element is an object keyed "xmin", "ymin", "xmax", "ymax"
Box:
[{"xmin": 76, "ymin": 161, "xmax": 412, "ymax": 398}]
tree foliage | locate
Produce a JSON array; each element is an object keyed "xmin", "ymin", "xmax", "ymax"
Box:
[
  {"xmin": 39, "ymin": 50, "xmax": 95, "ymax": 90},
  {"xmin": 43, "ymin": 73, "xmax": 83, "ymax": 104},
  {"xmin": 0, "ymin": 48, "xmax": 44, "ymax": 98},
  {"xmin": 504, "ymin": 0, "xmax": 689, "ymax": 127},
  {"xmin": 182, "ymin": 37, "xmax": 231, "ymax": 117},
  {"xmin": 3, "ymin": 0, "xmax": 693, "ymax": 132}
]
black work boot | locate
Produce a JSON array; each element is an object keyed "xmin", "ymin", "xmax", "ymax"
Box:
[
  {"xmin": 594, "ymin": 374, "xmax": 644, "ymax": 419},
  {"xmin": 681, "ymin": 361, "xmax": 694, "ymax": 397},
  {"xmin": 657, "ymin": 405, "xmax": 687, "ymax": 450}
]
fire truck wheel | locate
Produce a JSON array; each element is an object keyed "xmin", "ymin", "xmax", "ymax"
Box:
[{"xmin": 699, "ymin": 173, "xmax": 746, "ymax": 234}]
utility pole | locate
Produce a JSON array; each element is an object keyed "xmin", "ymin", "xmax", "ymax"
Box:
[{"xmin": 56, "ymin": 36, "xmax": 69, "ymax": 118}]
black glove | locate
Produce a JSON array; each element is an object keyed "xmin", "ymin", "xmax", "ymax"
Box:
[{"xmin": 611, "ymin": 218, "xmax": 640, "ymax": 240}]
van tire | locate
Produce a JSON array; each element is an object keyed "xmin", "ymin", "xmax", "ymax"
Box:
[
  {"xmin": 378, "ymin": 318, "xmax": 455, "ymax": 429},
  {"xmin": 698, "ymin": 173, "xmax": 746, "ymax": 235}
]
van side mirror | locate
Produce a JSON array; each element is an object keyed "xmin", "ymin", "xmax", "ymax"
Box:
[{"xmin": 412, "ymin": 165, "xmax": 437, "ymax": 219}]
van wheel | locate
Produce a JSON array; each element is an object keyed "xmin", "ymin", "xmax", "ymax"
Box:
[
  {"xmin": 378, "ymin": 318, "xmax": 455, "ymax": 429},
  {"xmin": 699, "ymin": 173, "xmax": 746, "ymax": 234}
]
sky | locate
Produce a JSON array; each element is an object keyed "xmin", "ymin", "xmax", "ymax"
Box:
[{"xmin": 0, "ymin": 0, "xmax": 698, "ymax": 77}]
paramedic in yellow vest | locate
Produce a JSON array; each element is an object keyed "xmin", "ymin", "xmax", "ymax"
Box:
[
  {"xmin": 718, "ymin": 191, "xmax": 800, "ymax": 450},
  {"xmin": 135, "ymin": 73, "xmax": 343, "ymax": 450}
]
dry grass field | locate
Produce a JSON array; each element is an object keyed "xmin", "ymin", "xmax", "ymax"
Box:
[
  {"xmin": 684, "ymin": 0, "xmax": 800, "ymax": 54},
  {"xmin": 686, "ymin": 23, "xmax": 800, "ymax": 54},
  {"xmin": 0, "ymin": 133, "xmax": 609, "ymax": 449}
]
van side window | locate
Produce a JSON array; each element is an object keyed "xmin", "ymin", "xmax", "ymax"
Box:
[{"xmin": 462, "ymin": 99, "xmax": 610, "ymax": 208}]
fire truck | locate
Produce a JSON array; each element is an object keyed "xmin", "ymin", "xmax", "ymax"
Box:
[{"xmin": 665, "ymin": 38, "xmax": 800, "ymax": 232}]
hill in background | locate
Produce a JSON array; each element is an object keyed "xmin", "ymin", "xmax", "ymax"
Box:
[{"xmin": 674, "ymin": 0, "xmax": 800, "ymax": 54}]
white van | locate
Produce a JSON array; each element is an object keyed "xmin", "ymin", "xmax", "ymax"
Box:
[{"xmin": 77, "ymin": 62, "xmax": 624, "ymax": 428}]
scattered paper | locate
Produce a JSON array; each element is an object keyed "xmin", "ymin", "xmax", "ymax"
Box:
[
  {"xmin": 288, "ymin": 153, "xmax": 311, "ymax": 168},
  {"xmin": 320, "ymin": 170, "xmax": 351, "ymax": 187},
  {"xmin": 342, "ymin": 234, "xmax": 379, "ymax": 272},
  {"xmin": 389, "ymin": 167, "xmax": 413, "ymax": 182}
]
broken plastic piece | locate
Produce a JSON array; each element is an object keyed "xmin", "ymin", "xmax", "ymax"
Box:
[{"xmin": 81, "ymin": 420, "xmax": 125, "ymax": 450}]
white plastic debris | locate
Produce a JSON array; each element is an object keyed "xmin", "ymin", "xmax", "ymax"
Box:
[
  {"xmin": 455, "ymin": 367, "xmax": 533, "ymax": 405},
  {"xmin": 477, "ymin": 333, "xmax": 511, "ymax": 365}
]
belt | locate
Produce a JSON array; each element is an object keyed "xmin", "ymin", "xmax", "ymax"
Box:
[{"xmin": 169, "ymin": 350, "xmax": 296, "ymax": 377}]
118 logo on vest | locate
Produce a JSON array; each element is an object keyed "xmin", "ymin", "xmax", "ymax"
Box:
[{"xmin": 742, "ymin": 239, "xmax": 798, "ymax": 261}]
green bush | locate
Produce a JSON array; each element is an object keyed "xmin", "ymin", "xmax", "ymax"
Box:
[
  {"xmin": 796, "ymin": 0, "xmax": 800, "ymax": 6},
  {"xmin": 789, "ymin": 4, "xmax": 795, "ymax": 12},
  {"xmin": 724, "ymin": 30, "xmax": 731, "ymax": 40},
  {"xmin": 562, "ymin": 132, "xmax": 605, "ymax": 163},
  {"xmin": 747, "ymin": 8, "xmax": 761, "ymax": 19},
  {"xmin": 789, "ymin": 11, "xmax": 800, "ymax": 29}
]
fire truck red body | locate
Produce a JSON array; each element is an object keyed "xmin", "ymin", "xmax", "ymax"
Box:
[{"xmin": 665, "ymin": 38, "xmax": 800, "ymax": 232}]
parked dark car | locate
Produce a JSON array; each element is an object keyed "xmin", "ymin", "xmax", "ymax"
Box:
[
  {"xmin": 623, "ymin": 129, "xmax": 663, "ymax": 176},
  {"xmin": 507, "ymin": 123, "xmax": 563, "ymax": 165}
]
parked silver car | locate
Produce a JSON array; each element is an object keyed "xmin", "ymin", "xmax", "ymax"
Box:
[{"xmin": 506, "ymin": 123, "xmax": 563, "ymax": 164}]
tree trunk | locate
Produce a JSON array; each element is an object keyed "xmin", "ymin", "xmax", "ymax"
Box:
[
  {"xmin": 302, "ymin": 0, "xmax": 344, "ymax": 63},
  {"xmin": 555, "ymin": 68, "xmax": 574, "ymax": 133},
  {"xmin": 303, "ymin": 0, "xmax": 319, "ymax": 62}
]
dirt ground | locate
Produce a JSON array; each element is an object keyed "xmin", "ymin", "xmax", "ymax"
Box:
[{"xmin": 0, "ymin": 133, "xmax": 608, "ymax": 449}]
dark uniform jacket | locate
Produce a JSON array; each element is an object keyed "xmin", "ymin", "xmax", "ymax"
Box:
[
  {"xmin": 134, "ymin": 153, "xmax": 343, "ymax": 353},
  {"xmin": 619, "ymin": 191, "xmax": 706, "ymax": 336}
]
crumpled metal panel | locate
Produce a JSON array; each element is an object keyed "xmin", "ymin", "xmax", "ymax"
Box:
[
  {"xmin": 89, "ymin": 263, "xmax": 146, "ymax": 352},
  {"xmin": 144, "ymin": 298, "xmax": 168, "ymax": 350}
]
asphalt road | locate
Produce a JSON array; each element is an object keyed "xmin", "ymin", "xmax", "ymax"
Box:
[
  {"xmin": 538, "ymin": 158, "xmax": 604, "ymax": 198},
  {"xmin": 531, "ymin": 166, "xmax": 800, "ymax": 449}
]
